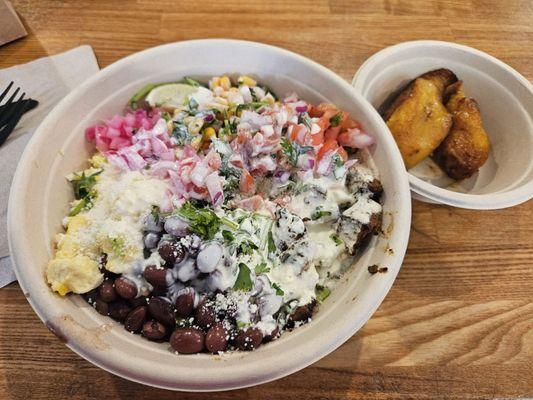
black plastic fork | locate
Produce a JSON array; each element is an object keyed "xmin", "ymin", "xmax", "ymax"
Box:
[{"xmin": 0, "ymin": 81, "xmax": 39, "ymax": 146}]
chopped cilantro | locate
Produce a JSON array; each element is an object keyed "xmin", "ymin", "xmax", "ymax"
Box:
[
  {"xmin": 212, "ymin": 137, "xmax": 233, "ymax": 157},
  {"xmin": 272, "ymin": 282, "xmax": 284, "ymax": 296},
  {"xmin": 329, "ymin": 112, "xmax": 343, "ymax": 127},
  {"xmin": 222, "ymin": 230, "xmax": 235, "ymax": 243},
  {"xmin": 238, "ymin": 240, "xmax": 258, "ymax": 255},
  {"xmin": 281, "ymin": 138, "xmax": 299, "ymax": 166},
  {"xmin": 220, "ymin": 162, "xmax": 242, "ymax": 180},
  {"xmin": 219, "ymin": 160, "xmax": 242, "ymax": 197},
  {"xmin": 71, "ymin": 170, "xmax": 101, "ymax": 200},
  {"xmin": 281, "ymin": 138, "xmax": 314, "ymax": 167},
  {"xmin": 218, "ymin": 117, "xmax": 238, "ymax": 137},
  {"xmin": 68, "ymin": 169, "xmax": 101, "ymax": 216},
  {"xmin": 177, "ymin": 202, "xmax": 221, "ymax": 240},
  {"xmin": 332, "ymin": 153, "xmax": 346, "ymax": 179},
  {"xmin": 234, "ymin": 263, "xmax": 253, "ymax": 291},
  {"xmin": 250, "ymin": 87, "xmax": 260, "ymax": 102},
  {"xmin": 68, "ymin": 194, "xmax": 95, "ymax": 217},
  {"xmin": 261, "ymin": 85, "xmax": 278, "ymax": 100},
  {"xmin": 299, "ymin": 112, "xmax": 313, "ymax": 130},
  {"xmin": 235, "ymin": 102, "xmax": 269, "ymax": 115},
  {"xmin": 267, "ymin": 231, "xmax": 276, "ymax": 253},
  {"xmin": 330, "ymin": 233, "xmax": 343, "ymax": 246},
  {"xmin": 223, "ymin": 176, "xmax": 240, "ymax": 196},
  {"xmin": 310, "ymin": 209, "xmax": 332, "ymax": 221},
  {"xmin": 332, "ymin": 153, "xmax": 344, "ymax": 168},
  {"xmin": 254, "ymin": 263, "xmax": 270, "ymax": 274},
  {"xmin": 315, "ymin": 285, "xmax": 331, "ymax": 302},
  {"xmin": 172, "ymin": 123, "xmax": 190, "ymax": 145}
]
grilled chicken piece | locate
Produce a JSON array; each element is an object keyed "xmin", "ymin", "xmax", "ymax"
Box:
[
  {"xmin": 273, "ymin": 206, "xmax": 306, "ymax": 252},
  {"xmin": 434, "ymin": 81, "xmax": 490, "ymax": 180},
  {"xmin": 345, "ymin": 165, "xmax": 383, "ymax": 201},
  {"xmin": 382, "ymin": 68, "xmax": 458, "ymax": 169},
  {"xmin": 287, "ymin": 300, "xmax": 317, "ymax": 328},
  {"xmin": 335, "ymin": 196, "xmax": 382, "ymax": 255}
]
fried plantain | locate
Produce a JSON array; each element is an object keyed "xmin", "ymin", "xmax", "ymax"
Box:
[
  {"xmin": 382, "ymin": 68, "xmax": 458, "ymax": 169},
  {"xmin": 434, "ymin": 81, "xmax": 490, "ymax": 180}
]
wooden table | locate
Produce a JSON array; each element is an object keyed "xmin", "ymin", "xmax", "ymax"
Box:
[{"xmin": 1, "ymin": 1, "xmax": 532, "ymax": 398}]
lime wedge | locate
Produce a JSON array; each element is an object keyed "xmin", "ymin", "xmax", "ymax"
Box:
[{"xmin": 145, "ymin": 84, "xmax": 212, "ymax": 108}]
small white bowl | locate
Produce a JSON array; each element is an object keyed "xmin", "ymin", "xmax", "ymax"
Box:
[
  {"xmin": 353, "ymin": 40, "xmax": 533, "ymax": 209},
  {"xmin": 8, "ymin": 39, "xmax": 411, "ymax": 391}
]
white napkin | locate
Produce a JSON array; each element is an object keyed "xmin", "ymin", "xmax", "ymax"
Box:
[{"xmin": 0, "ymin": 45, "xmax": 100, "ymax": 287}]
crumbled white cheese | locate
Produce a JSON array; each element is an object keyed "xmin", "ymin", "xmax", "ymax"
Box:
[{"xmin": 46, "ymin": 164, "xmax": 169, "ymax": 295}]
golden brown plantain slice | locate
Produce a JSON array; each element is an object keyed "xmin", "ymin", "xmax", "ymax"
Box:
[
  {"xmin": 382, "ymin": 69, "xmax": 458, "ymax": 169},
  {"xmin": 443, "ymin": 80, "xmax": 467, "ymax": 110},
  {"xmin": 434, "ymin": 82, "xmax": 490, "ymax": 180}
]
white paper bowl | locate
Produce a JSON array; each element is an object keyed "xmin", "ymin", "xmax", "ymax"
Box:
[
  {"xmin": 353, "ymin": 40, "xmax": 533, "ymax": 209},
  {"xmin": 8, "ymin": 39, "xmax": 411, "ymax": 391}
]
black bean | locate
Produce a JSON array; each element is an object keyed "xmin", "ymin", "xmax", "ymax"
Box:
[
  {"xmin": 144, "ymin": 232, "xmax": 161, "ymax": 249},
  {"xmin": 194, "ymin": 302, "xmax": 217, "ymax": 329},
  {"xmin": 98, "ymin": 280, "xmax": 117, "ymax": 302},
  {"xmin": 158, "ymin": 241, "xmax": 185, "ymax": 265},
  {"xmin": 108, "ymin": 301, "xmax": 132, "ymax": 322},
  {"xmin": 150, "ymin": 285, "xmax": 168, "ymax": 297},
  {"xmin": 170, "ymin": 328, "xmax": 205, "ymax": 354},
  {"xmin": 163, "ymin": 216, "xmax": 189, "ymax": 237},
  {"xmin": 175, "ymin": 291, "xmax": 195, "ymax": 318},
  {"xmin": 147, "ymin": 297, "xmax": 175, "ymax": 327},
  {"xmin": 235, "ymin": 328, "xmax": 263, "ymax": 351},
  {"xmin": 290, "ymin": 302, "xmax": 315, "ymax": 322},
  {"xmin": 124, "ymin": 306, "xmax": 148, "ymax": 333},
  {"xmin": 263, "ymin": 326, "xmax": 280, "ymax": 343},
  {"xmin": 129, "ymin": 296, "xmax": 148, "ymax": 308},
  {"xmin": 94, "ymin": 298, "xmax": 109, "ymax": 316},
  {"xmin": 143, "ymin": 265, "xmax": 168, "ymax": 288},
  {"xmin": 114, "ymin": 277, "xmax": 138, "ymax": 300},
  {"xmin": 82, "ymin": 288, "xmax": 98, "ymax": 304},
  {"xmin": 142, "ymin": 320, "xmax": 167, "ymax": 340},
  {"xmin": 103, "ymin": 268, "xmax": 119, "ymax": 280},
  {"xmin": 205, "ymin": 323, "xmax": 227, "ymax": 353}
]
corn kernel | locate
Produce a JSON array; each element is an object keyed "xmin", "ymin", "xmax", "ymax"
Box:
[
  {"xmin": 263, "ymin": 93, "xmax": 276, "ymax": 105},
  {"xmin": 238, "ymin": 75, "xmax": 257, "ymax": 87},
  {"xmin": 214, "ymin": 96, "xmax": 228, "ymax": 105},
  {"xmin": 203, "ymin": 127, "xmax": 216, "ymax": 141},
  {"xmin": 219, "ymin": 76, "xmax": 231, "ymax": 91},
  {"xmin": 209, "ymin": 76, "xmax": 221, "ymax": 89},
  {"xmin": 190, "ymin": 136, "xmax": 202, "ymax": 150},
  {"xmin": 188, "ymin": 118, "xmax": 204, "ymax": 135}
]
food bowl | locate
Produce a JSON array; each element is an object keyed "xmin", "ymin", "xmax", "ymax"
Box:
[
  {"xmin": 353, "ymin": 40, "xmax": 533, "ymax": 209},
  {"xmin": 8, "ymin": 39, "xmax": 411, "ymax": 391}
]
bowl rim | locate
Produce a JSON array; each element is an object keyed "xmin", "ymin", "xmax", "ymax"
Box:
[
  {"xmin": 352, "ymin": 39, "xmax": 533, "ymax": 210},
  {"xmin": 8, "ymin": 38, "xmax": 412, "ymax": 391}
]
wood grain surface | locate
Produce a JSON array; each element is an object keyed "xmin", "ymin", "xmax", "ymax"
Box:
[{"xmin": 1, "ymin": 1, "xmax": 532, "ymax": 398}]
